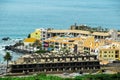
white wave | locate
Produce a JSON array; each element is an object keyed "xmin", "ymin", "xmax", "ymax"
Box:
[{"xmin": 0, "ymin": 38, "xmax": 23, "ymax": 63}]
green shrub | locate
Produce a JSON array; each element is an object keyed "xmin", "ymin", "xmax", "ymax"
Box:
[
  {"xmin": 35, "ymin": 50, "xmax": 48, "ymax": 53},
  {"xmin": 1, "ymin": 73, "xmax": 120, "ymax": 80},
  {"xmin": 75, "ymin": 73, "xmax": 120, "ymax": 80}
]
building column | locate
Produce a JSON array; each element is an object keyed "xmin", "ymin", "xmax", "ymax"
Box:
[
  {"xmin": 51, "ymin": 69, "xmax": 53, "ymax": 72},
  {"xmin": 57, "ymin": 69, "xmax": 59, "ymax": 72},
  {"xmin": 44, "ymin": 69, "xmax": 46, "ymax": 72}
]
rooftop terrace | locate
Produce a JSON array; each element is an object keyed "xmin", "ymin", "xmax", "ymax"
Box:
[{"xmin": 10, "ymin": 52, "xmax": 98, "ymax": 65}]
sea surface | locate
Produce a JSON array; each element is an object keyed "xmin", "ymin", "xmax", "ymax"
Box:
[
  {"xmin": 0, "ymin": 0, "xmax": 120, "ymax": 62},
  {"xmin": 0, "ymin": 0, "xmax": 120, "ymax": 38}
]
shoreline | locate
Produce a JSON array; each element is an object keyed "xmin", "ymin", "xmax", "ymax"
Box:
[{"xmin": 0, "ymin": 39, "xmax": 24, "ymax": 64}]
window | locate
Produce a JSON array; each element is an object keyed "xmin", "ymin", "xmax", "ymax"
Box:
[
  {"xmin": 43, "ymin": 35, "xmax": 46, "ymax": 37},
  {"xmin": 43, "ymin": 32, "xmax": 46, "ymax": 34},
  {"xmin": 104, "ymin": 51, "xmax": 107, "ymax": 53},
  {"xmin": 64, "ymin": 44, "xmax": 66, "ymax": 46},
  {"xmin": 47, "ymin": 34, "xmax": 50, "ymax": 36},
  {"xmin": 55, "ymin": 42, "xmax": 59, "ymax": 45},
  {"xmin": 58, "ymin": 58, "xmax": 60, "ymax": 61},
  {"xmin": 115, "ymin": 55, "xmax": 119, "ymax": 58},
  {"xmin": 104, "ymin": 55, "xmax": 107, "ymax": 57},
  {"xmin": 115, "ymin": 50, "xmax": 119, "ymax": 54}
]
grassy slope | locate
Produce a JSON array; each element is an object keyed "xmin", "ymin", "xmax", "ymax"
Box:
[{"xmin": 0, "ymin": 73, "xmax": 120, "ymax": 80}]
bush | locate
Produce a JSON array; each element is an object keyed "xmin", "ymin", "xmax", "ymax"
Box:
[
  {"xmin": 75, "ymin": 73, "xmax": 120, "ymax": 80},
  {"xmin": 1, "ymin": 73, "xmax": 120, "ymax": 80}
]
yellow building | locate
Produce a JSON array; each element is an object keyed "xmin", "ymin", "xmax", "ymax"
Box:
[
  {"xmin": 82, "ymin": 36, "xmax": 95, "ymax": 54},
  {"xmin": 47, "ymin": 30, "xmax": 111, "ymax": 39},
  {"xmin": 77, "ymin": 36, "xmax": 105, "ymax": 54},
  {"xmin": 30, "ymin": 28, "xmax": 120, "ymax": 42},
  {"xmin": 24, "ymin": 38, "xmax": 37, "ymax": 45},
  {"xmin": 44, "ymin": 36, "xmax": 104, "ymax": 54},
  {"xmin": 30, "ymin": 29, "xmax": 41, "ymax": 39},
  {"xmin": 44, "ymin": 36, "xmax": 75, "ymax": 52},
  {"xmin": 99, "ymin": 44, "xmax": 120, "ymax": 61}
]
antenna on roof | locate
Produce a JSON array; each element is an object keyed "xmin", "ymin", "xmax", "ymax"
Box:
[{"xmin": 74, "ymin": 23, "xmax": 77, "ymax": 27}]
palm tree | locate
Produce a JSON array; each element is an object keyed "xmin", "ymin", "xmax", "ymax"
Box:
[
  {"xmin": 33, "ymin": 40, "xmax": 41, "ymax": 47},
  {"xmin": 4, "ymin": 52, "xmax": 12, "ymax": 74},
  {"xmin": 32, "ymin": 40, "xmax": 42, "ymax": 51}
]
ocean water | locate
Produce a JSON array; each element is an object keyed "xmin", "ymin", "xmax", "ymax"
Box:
[
  {"xmin": 0, "ymin": 39, "xmax": 23, "ymax": 63},
  {"xmin": 0, "ymin": 0, "xmax": 120, "ymax": 62},
  {"xmin": 0, "ymin": 0, "xmax": 120, "ymax": 38}
]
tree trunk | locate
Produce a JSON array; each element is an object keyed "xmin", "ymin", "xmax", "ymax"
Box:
[{"xmin": 6, "ymin": 60, "xmax": 8, "ymax": 74}]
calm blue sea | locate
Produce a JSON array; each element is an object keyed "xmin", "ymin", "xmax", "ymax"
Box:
[{"xmin": 0, "ymin": 0, "xmax": 120, "ymax": 38}]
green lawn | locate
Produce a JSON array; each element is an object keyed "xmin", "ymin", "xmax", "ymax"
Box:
[{"xmin": 0, "ymin": 73, "xmax": 120, "ymax": 80}]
